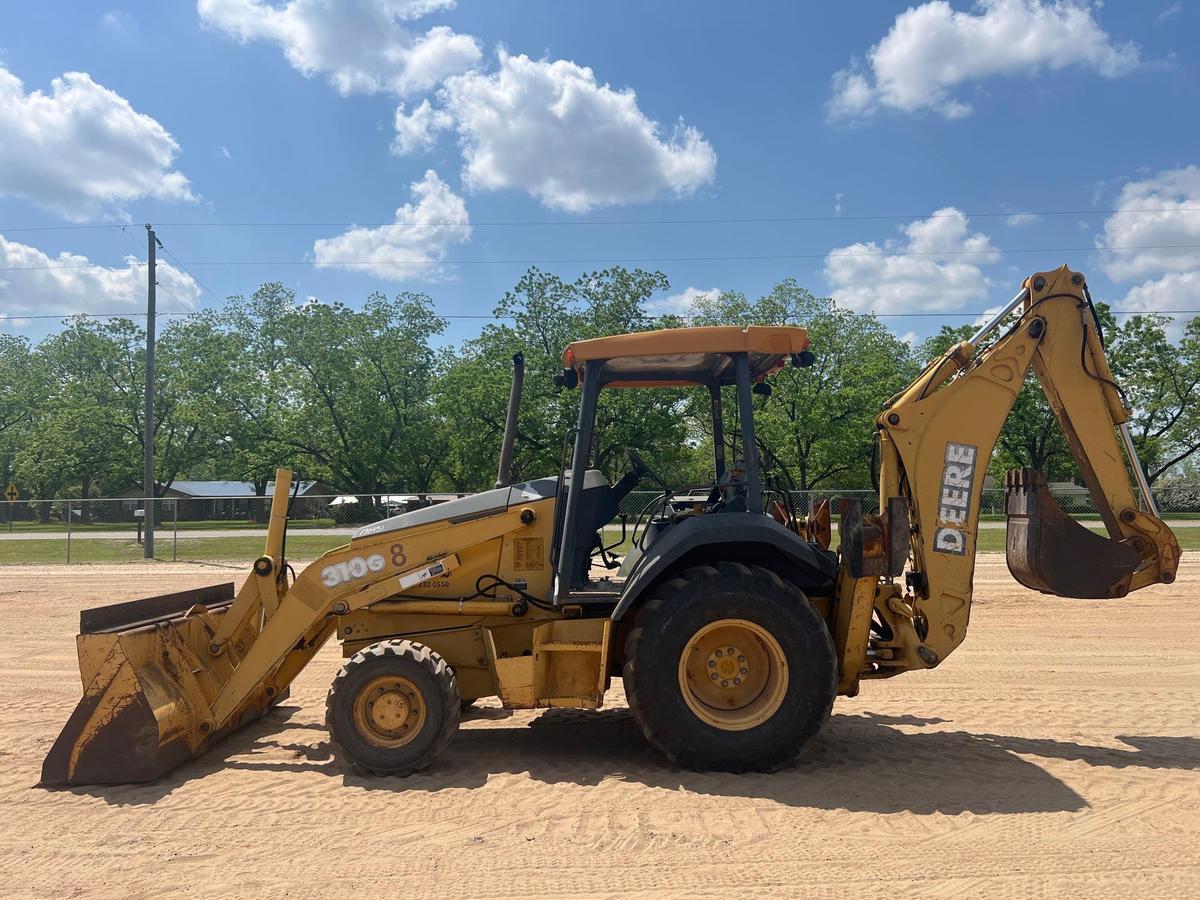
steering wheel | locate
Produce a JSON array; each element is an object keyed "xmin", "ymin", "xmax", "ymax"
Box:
[{"xmin": 625, "ymin": 447, "xmax": 671, "ymax": 493}]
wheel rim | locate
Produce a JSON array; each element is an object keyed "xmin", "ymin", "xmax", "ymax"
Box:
[
  {"xmin": 677, "ymin": 618, "xmax": 789, "ymax": 731},
  {"xmin": 352, "ymin": 675, "xmax": 427, "ymax": 748}
]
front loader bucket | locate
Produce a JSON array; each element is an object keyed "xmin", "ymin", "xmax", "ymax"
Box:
[
  {"xmin": 1004, "ymin": 468, "xmax": 1141, "ymax": 599},
  {"xmin": 41, "ymin": 583, "xmax": 280, "ymax": 786}
]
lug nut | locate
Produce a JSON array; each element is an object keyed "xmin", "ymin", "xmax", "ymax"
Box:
[
  {"xmin": 740, "ymin": 667, "xmax": 748, "ymax": 675},
  {"xmin": 720, "ymin": 679, "xmax": 729, "ymax": 687},
  {"xmin": 710, "ymin": 672, "xmax": 718, "ymax": 681}
]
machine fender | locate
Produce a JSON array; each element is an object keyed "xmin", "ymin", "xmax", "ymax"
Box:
[{"xmin": 611, "ymin": 515, "xmax": 836, "ymax": 621}]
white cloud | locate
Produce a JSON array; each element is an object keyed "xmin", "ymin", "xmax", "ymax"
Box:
[
  {"xmin": 0, "ymin": 64, "xmax": 193, "ymax": 221},
  {"xmin": 100, "ymin": 10, "xmax": 134, "ymax": 30},
  {"xmin": 391, "ymin": 98, "xmax": 453, "ymax": 154},
  {"xmin": 824, "ymin": 207, "xmax": 999, "ymax": 313},
  {"xmin": 407, "ymin": 51, "xmax": 716, "ymax": 212},
  {"xmin": 198, "ymin": 0, "xmax": 480, "ymax": 97},
  {"xmin": 1098, "ymin": 165, "xmax": 1200, "ymax": 282},
  {"xmin": 216, "ymin": 144, "xmax": 232, "ymax": 159},
  {"xmin": 1005, "ymin": 212, "xmax": 1042, "ymax": 227},
  {"xmin": 646, "ymin": 286, "xmax": 720, "ymax": 317},
  {"xmin": 0, "ymin": 234, "xmax": 201, "ymax": 321},
  {"xmin": 1098, "ymin": 166, "xmax": 1200, "ymax": 322},
  {"xmin": 1119, "ymin": 271, "xmax": 1200, "ymax": 316},
  {"xmin": 312, "ymin": 169, "xmax": 471, "ymax": 280},
  {"xmin": 829, "ymin": 0, "xmax": 1139, "ymax": 120},
  {"xmin": 1156, "ymin": 3, "xmax": 1182, "ymax": 23}
]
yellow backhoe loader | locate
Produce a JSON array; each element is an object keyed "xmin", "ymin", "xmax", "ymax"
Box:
[{"xmin": 42, "ymin": 266, "xmax": 1180, "ymax": 784}]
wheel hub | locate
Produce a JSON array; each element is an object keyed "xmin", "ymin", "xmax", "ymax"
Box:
[
  {"xmin": 353, "ymin": 675, "xmax": 426, "ymax": 749},
  {"xmin": 679, "ymin": 619, "xmax": 788, "ymax": 731},
  {"xmin": 707, "ymin": 646, "xmax": 748, "ymax": 686}
]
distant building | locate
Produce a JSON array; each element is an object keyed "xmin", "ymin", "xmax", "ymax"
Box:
[
  {"xmin": 109, "ymin": 480, "xmax": 330, "ymax": 521},
  {"xmin": 328, "ymin": 492, "xmax": 466, "ymax": 524}
]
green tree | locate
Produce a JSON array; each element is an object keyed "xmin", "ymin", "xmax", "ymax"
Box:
[
  {"xmin": 689, "ymin": 281, "xmax": 917, "ymax": 490},
  {"xmin": 1108, "ymin": 312, "xmax": 1200, "ymax": 483},
  {"xmin": 0, "ymin": 334, "xmax": 44, "ymax": 497},
  {"xmin": 435, "ymin": 267, "xmax": 694, "ymax": 490},
  {"xmin": 224, "ymin": 288, "xmax": 448, "ymax": 494},
  {"xmin": 189, "ymin": 287, "xmax": 298, "ymax": 494},
  {"xmin": 20, "ymin": 317, "xmax": 218, "ymax": 501}
]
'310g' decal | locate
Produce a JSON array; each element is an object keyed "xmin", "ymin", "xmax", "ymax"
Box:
[{"xmin": 321, "ymin": 553, "xmax": 386, "ymax": 587}]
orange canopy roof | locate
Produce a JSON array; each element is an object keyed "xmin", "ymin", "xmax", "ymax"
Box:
[{"xmin": 562, "ymin": 325, "xmax": 810, "ymax": 388}]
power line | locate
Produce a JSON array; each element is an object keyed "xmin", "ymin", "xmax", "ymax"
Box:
[
  {"xmin": 155, "ymin": 283, "xmax": 195, "ymax": 317},
  {"xmin": 2, "ymin": 206, "xmax": 1200, "ymax": 232},
  {"xmin": 2, "ymin": 312, "xmax": 193, "ymax": 321},
  {"xmin": 115, "ymin": 225, "xmax": 190, "ymax": 317},
  {"xmin": 156, "ymin": 237, "xmax": 223, "ymax": 309},
  {"xmin": 3, "ymin": 242, "xmax": 1199, "ymax": 273}
]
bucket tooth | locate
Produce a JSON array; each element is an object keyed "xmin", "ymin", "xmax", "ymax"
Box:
[
  {"xmin": 1004, "ymin": 468, "xmax": 1140, "ymax": 599},
  {"xmin": 41, "ymin": 583, "xmax": 277, "ymax": 787}
]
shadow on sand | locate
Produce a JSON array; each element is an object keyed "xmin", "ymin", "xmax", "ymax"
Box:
[{"xmin": 52, "ymin": 704, "xmax": 1200, "ymax": 815}]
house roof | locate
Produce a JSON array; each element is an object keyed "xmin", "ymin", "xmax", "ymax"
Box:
[
  {"xmin": 175, "ymin": 480, "xmax": 320, "ymax": 497},
  {"xmin": 114, "ymin": 480, "xmax": 321, "ymax": 498}
]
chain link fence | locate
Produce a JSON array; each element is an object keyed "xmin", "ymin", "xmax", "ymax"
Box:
[
  {"xmin": 0, "ymin": 493, "xmax": 467, "ymax": 564},
  {"xmin": 0, "ymin": 482, "xmax": 1195, "ymax": 564},
  {"xmin": 618, "ymin": 483, "xmax": 1200, "ymax": 519}
]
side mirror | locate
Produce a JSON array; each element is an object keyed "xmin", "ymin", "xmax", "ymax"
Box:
[{"xmin": 792, "ymin": 351, "xmax": 816, "ymax": 368}]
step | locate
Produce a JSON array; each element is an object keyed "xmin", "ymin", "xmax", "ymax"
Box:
[{"xmin": 538, "ymin": 640, "xmax": 604, "ymax": 653}]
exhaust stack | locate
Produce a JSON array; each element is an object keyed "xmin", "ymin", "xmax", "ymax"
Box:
[{"xmin": 495, "ymin": 352, "xmax": 525, "ymax": 488}]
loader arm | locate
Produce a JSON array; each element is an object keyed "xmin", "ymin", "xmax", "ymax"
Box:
[
  {"xmin": 42, "ymin": 480, "xmax": 543, "ymax": 784},
  {"xmin": 206, "ymin": 505, "xmax": 537, "ymax": 731},
  {"xmin": 862, "ymin": 266, "xmax": 1180, "ymax": 677}
]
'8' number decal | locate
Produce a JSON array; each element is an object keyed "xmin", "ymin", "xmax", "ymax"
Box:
[{"xmin": 390, "ymin": 543, "xmax": 407, "ymax": 567}]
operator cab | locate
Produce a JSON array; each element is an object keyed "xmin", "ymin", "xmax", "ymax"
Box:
[{"xmin": 536, "ymin": 326, "xmax": 833, "ymax": 601}]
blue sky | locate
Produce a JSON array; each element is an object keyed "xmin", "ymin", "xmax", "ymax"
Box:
[{"xmin": 1, "ymin": 0, "xmax": 1198, "ymax": 345}]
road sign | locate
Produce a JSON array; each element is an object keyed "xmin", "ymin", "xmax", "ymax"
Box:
[{"xmin": 4, "ymin": 483, "xmax": 18, "ymax": 502}]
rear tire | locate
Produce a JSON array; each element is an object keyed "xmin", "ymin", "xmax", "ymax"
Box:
[
  {"xmin": 623, "ymin": 562, "xmax": 836, "ymax": 773},
  {"xmin": 326, "ymin": 639, "xmax": 460, "ymax": 776}
]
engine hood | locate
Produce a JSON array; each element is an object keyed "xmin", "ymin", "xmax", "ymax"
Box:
[{"xmin": 350, "ymin": 478, "xmax": 551, "ymax": 540}]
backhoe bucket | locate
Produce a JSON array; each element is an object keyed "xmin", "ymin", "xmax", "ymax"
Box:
[
  {"xmin": 1004, "ymin": 468, "xmax": 1140, "ymax": 599},
  {"xmin": 41, "ymin": 583, "xmax": 280, "ymax": 786}
]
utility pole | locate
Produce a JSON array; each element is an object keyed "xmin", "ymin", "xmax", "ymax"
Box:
[{"xmin": 143, "ymin": 224, "xmax": 158, "ymax": 558}]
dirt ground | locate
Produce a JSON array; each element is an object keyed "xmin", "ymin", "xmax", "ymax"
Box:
[{"xmin": 2, "ymin": 555, "xmax": 1198, "ymax": 898}]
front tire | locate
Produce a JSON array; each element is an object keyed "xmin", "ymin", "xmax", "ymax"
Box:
[
  {"xmin": 326, "ymin": 639, "xmax": 460, "ymax": 776},
  {"xmin": 623, "ymin": 562, "xmax": 836, "ymax": 773}
]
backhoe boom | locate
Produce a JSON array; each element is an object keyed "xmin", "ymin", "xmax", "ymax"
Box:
[{"xmin": 863, "ymin": 266, "xmax": 1180, "ymax": 677}]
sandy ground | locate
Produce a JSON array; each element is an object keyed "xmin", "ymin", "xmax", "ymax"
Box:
[{"xmin": 1, "ymin": 555, "xmax": 1197, "ymax": 898}]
